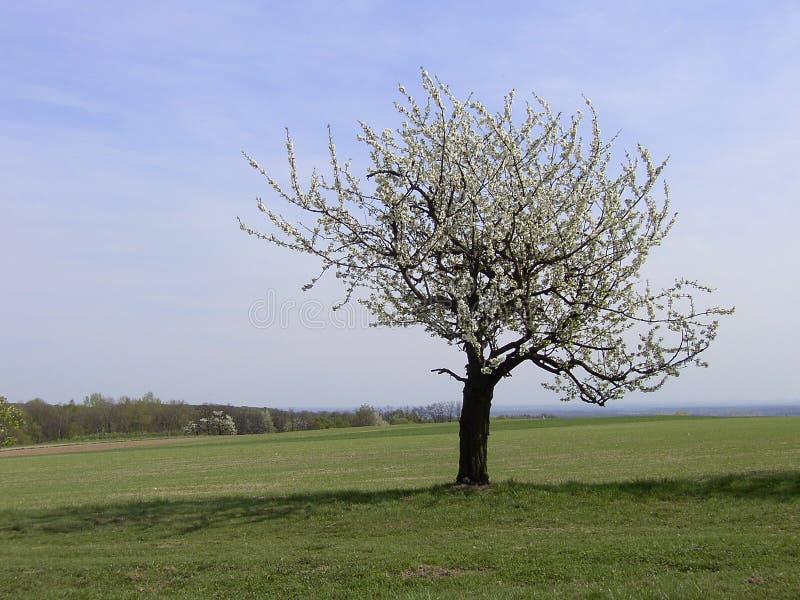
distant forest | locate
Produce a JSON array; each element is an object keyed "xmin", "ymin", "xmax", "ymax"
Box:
[{"xmin": 2, "ymin": 393, "xmax": 463, "ymax": 446}]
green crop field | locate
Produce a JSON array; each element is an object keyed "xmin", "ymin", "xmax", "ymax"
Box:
[{"xmin": 1, "ymin": 416, "xmax": 798, "ymax": 598}]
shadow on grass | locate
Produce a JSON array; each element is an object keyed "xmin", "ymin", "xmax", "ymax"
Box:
[{"xmin": 2, "ymin": 470, "xmax": 797, "ymax": 538}]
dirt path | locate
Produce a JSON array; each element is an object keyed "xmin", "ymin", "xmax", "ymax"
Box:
[{"xmin": 0, "ymin": 436, "xmax": 206, "ymax": 457}]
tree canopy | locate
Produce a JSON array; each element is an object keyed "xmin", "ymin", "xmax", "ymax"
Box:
[
  {"xmin": 240, "ymin": 71, "xmax": 732, "ymax": 483},
  {"xmin": 0, "ymin": 396, "xmax": 25, "ymax": 447}
]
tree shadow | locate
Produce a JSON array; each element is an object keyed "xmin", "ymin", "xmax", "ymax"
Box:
[
  {"xmin": 2, "ymin": 470, "xmax": 797, "ymax": 538},
  {"xmin": 528, "ymin": 469, "xmax": 800, "ymax": 501}
]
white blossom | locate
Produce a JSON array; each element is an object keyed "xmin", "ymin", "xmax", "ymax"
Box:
[{"xmin": 239, "ymin": 70, "xmax": 733, "ymax": 405}]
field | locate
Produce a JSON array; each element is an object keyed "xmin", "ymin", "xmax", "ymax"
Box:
[{"xmin": 1, "ymin": 416, "xmax": 798, "ymax": 598}]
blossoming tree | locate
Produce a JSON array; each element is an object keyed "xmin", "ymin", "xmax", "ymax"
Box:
[
  {"xmin": 239, "ymin": 72, "xmax": 732, "ymax": 485},
  {"xmin": 0, "ymin": 396, "xmax": 24, "ymax": 447}
]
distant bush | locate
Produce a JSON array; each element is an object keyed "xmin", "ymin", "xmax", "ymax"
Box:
[
  {"xmin": 352, "ymin": 405, "xmax": 388, "ymax": 427},
  {"xmin": 312, "ymin": 416, "xmax": 335, "ymax": 429},
  {"xmin": 231, "ymin": 407, "xmax": 275, "ymax": 434},
  {"xmin": 184, "ymin": 411, "xmax": 237, "ymax": 435},
  {"xmin": 379, "ymin": 408, "xmax": 424, "ymax": 425},
  {"xmin": 0, "ymin": 396, "xmax": 25, "ymax": 447}
]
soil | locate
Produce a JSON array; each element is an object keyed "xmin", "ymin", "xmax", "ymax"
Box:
[{"xmin": 0, "ymin": 436, "xmax": 204, "ymax": 457}]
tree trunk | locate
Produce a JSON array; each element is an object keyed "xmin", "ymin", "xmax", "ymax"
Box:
[{"xmin": 456, "ymin": 373, "xmax": 495, "ymax": 485}]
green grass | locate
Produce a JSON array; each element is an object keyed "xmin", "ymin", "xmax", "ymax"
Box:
[{"xmin": 1, "ymin": 416, "xmax": 798, "ymax": 598}]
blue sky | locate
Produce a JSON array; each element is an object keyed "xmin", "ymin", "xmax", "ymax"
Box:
[{"xmin": 1, "ymin": 1, "xmax": 798, "ymax": 410}]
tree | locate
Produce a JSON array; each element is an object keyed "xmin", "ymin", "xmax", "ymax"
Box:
[
  {"xmin": 184, "ymin": 411, "xmax": 237, "ymax": 436},
  {"xmin": 262, "ymin": 409, "xmax": 276, "ymax": 433},
  {"xmin": 229, "ymin": 406, "xmax": 275, "ymax": 434},
  {"xmin": 351, "ymin": 404, "xmax": 388, "ymax": 427},
  {"xmin": 0, "ymin": 396, "xmax": 25, "ymax": 447},
  {"xmin": 81, "ymin": 392, "xmax": 115, "ymax": 435},
  {"xmin": 23, "ymin": 398, "xmax": 70, "ymax": 442},
  {"xmin": 239, "ymin": 71, "xmax": 732, "ymax": 485}
]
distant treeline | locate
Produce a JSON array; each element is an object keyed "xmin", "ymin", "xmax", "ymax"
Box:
[
  {"xmin": 3, "ymin": 393, "xmax": 463, "ymax": 446},
  {"xmin": 270, "ymin": 401, "xmax": 461, "ymax": 432}
]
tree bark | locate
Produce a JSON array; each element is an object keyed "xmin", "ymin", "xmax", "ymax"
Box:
[{"xmin": 456, "ymin": 372, "xmax": 495, "ymax": 485}]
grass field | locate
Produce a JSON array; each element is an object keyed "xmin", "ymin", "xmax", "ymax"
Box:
[{"xmin": 1, "ymin": 416, "xmax": 798, "ymax": 598}]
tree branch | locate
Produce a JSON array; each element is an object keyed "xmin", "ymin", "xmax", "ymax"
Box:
[{"xmin": 431, "ymin": 368, "xmax": 467, "ymax": 383}]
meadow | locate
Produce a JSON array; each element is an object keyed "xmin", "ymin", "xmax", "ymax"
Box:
[{"xmin": 1, "ymin": 415, "xmax": 798, "ymax": 598}]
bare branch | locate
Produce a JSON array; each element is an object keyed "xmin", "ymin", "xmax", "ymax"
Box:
[{"xmin": 431, "ymin": 368, "xmax": 467, "ymax": 383}]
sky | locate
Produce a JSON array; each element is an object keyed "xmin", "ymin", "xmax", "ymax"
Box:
[{"xmin": 1, "ymin": 0, "xmax": 798, "ymax": 411}]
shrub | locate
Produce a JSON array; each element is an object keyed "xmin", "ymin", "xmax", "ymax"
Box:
[
  {"xmin": 0, "ymin": 396, "xmax": 25, "ymax": 447},
  {"xmin": 351, "ymin": 405, "xmax": 388, "ymax": 427},
  {"xmin": 184, "ymin": 411, "xmax": 237, "ymax": 435}
]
